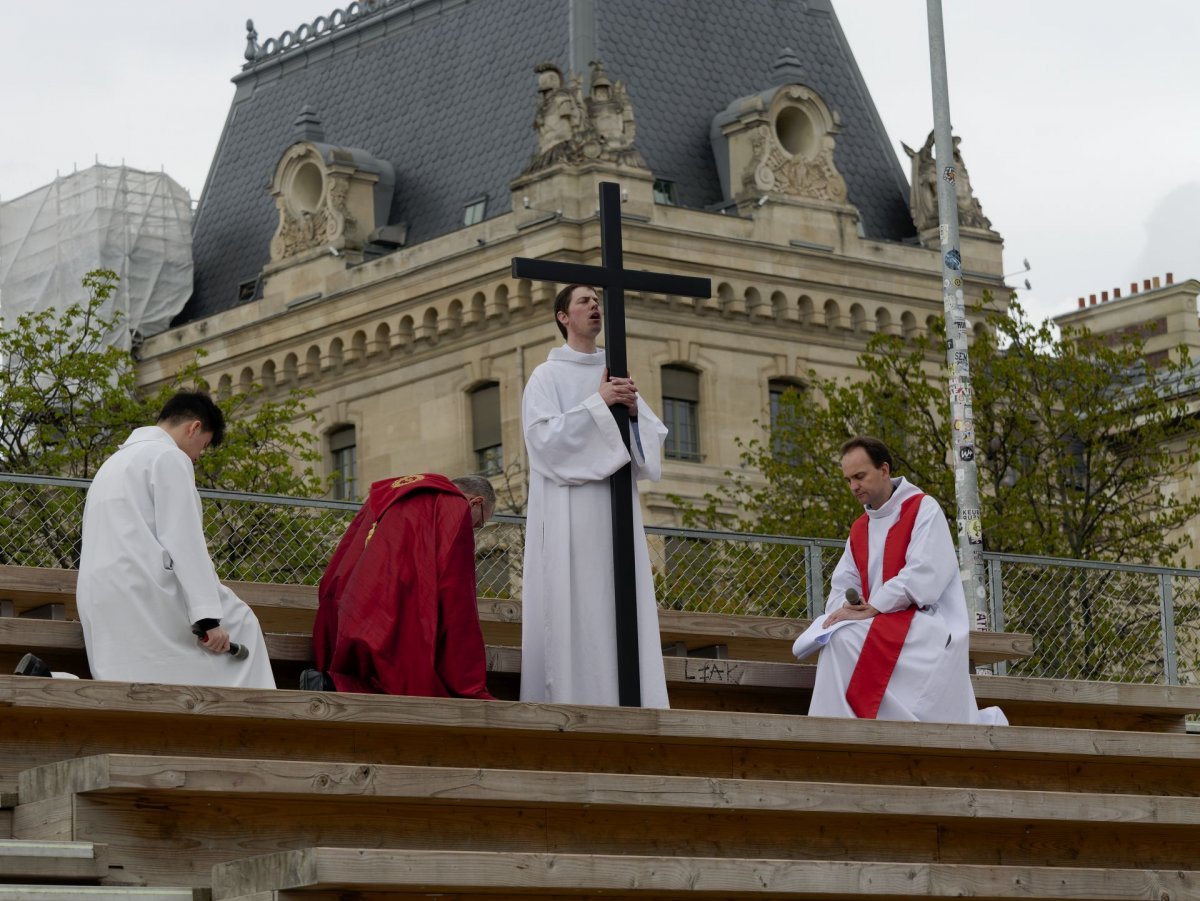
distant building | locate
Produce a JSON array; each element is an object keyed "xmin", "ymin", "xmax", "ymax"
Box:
[
  {"xmin": 1054, "ymin": 273, "xmax": 1200, "ymax": 369},
  {"xmin": 1055, "ymin": 271, "xmax": 1200, "ymax": 565},
  {"xmin": 136, "ymin": 0, "xmax": 1006, "ymax": 519}
]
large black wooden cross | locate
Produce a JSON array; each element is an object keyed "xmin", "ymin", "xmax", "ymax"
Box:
[{"xmin": 512, "ymin": 181, "xmax": 711, "ymax": 706}]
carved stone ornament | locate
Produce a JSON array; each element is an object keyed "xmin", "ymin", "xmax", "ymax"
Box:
[
  {"xmin": 525, "ymin": 60, "xmax": 647, "ymax": 174},
  {"xmin": 711, "ymin": 79, "xmax": 850, "ymax": 208},
  {"xmin": 270, "ymin": 145, "xmax": 356, "ymax": 261},
  {"xmin": 903, "ymin": 130, "xmax": 991, "ymax": 232},
  {"xmin": 743, "ymin": 86, "xmax": 847, "ymax": 203}
]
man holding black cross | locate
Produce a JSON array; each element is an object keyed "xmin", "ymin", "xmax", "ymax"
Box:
[{"xmin": 520, "ymin": 284, "xmax": 670, "ymax": 707}]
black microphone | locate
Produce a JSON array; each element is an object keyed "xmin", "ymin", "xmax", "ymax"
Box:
[
  {"xmin": 197, "ymin": 631, "xmax": 249, "ymax": 660},
  {"xmin": 845, "ymin": 588, "xmax": 864, "ymax": 607}
]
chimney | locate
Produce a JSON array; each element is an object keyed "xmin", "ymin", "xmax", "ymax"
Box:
[
  {"xmin": 1114, "ymin": 287, "xmax": 1121, "ymax": 299},
  {"xmin": 1153, "ymin": 276, "xmax": 1161, "ymax": 289},
  {"xmin": 1101, "ymin": 291, "xmax": 1109, "ymax": 302},
  {"xmin": 1077, "ymin": 297, "xmax": 1085, "ymax": 309},
  {"xmin": 1089, "ymin": 293, "xmax": 1097, "ymax": 306},
  {"xmin": 1144, "ymin": 279, "xmax": 1152, "ymax": 290},
  {"xmin": 1131, "ymin": 282, "xmax": 1138, "ymax": 294},
  {"xmin": 1167, "ymin": 272, "xmax": 1174, "ymax": 285}
]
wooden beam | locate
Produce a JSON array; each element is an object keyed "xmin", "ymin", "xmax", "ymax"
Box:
[
  {"xmin": 211, "ymin": 847, "xmax": 1200, "ymax": 899},
  {"xmin": 21, "ymin": 753, "xmax": 1200, "ymax": 827},
  {"xmin": 1, "ymin": 675, "xmax": 1193, "ymax": 761},
  {"xmin": 0, "ymin": 621, "xmax": 1191, "ymax": 731},
  {"xmin": 0, "ymin": 566, "xmax": 1035, "ymax": 664},
  {"xmin": 0, "ymin": 838, "xmax": 108, "ymax": 880},
  {"xmin": 0, "ymin": 891, "xmax": 201, "ymax": 901}
]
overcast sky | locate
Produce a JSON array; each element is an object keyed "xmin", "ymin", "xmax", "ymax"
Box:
[{"xmin": 2, "ymin": 1, "xmax": 1196, "ymax": 324}]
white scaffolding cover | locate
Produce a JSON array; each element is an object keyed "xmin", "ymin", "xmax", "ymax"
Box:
[{"xmin": 0, "ymin": 164, "xmax": 193, "ymax": 350}]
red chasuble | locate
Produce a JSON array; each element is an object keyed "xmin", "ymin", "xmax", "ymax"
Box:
[
  {"xmin": 313, "ymin": 473, "xmax": 494, "ymax": 699},
  {"xmin": 844, "ymin": 493, "xmax": 925, "ymax": 718}
]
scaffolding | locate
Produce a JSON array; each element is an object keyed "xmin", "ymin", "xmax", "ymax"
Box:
[{"xmin": 0, "ymin": 164, "xmax": 193, "ymax": 349}]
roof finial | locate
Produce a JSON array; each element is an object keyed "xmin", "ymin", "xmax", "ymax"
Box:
[
  {"xmin": 244, "ymin": 19, "xmax": 260, "ymax": 62},
  {"xmin": 771, "ymin": 47, "xmax": 807, "ymax": 85},
  {"xmin": 292, "ymin": 105, "xmax": 325, "ymax": 143}
]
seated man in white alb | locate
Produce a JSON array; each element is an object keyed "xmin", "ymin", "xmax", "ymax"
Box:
[{"xmin": 803, "ymin": 435, "xmax": 1005, "ymax": 725}]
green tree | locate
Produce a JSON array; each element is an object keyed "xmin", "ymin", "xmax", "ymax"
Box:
[
  {"xmin": 674, "ymin": 298, "xmax": 1200, "ymax": 678},
  {"xmin": 0, "ymin": 270, "xmax": 334, "ymax": 577},
  {"xmin": 681, "ymin": 299, "xmax": 1200, "ymax": 565}
]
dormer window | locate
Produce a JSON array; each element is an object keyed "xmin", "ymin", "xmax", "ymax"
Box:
[
  {"xmin": 652, "ymin": 179, "xmax": 677, "ymax": 205},
  {"xmin": 464, "ymin": 197, "xmax": 487, "ymax": 226}
]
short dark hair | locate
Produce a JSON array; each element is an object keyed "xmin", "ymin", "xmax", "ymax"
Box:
[
  {"xmin": 553, "ymin": 284, "xmax": 592, "ymax": 339},
  {"xmin": 157, "ymin": 391, "xmax": 226, "ymax": 447},
  {"xmin": 840, "ymin": 435, "xmax": 893, "ymax": 471}
]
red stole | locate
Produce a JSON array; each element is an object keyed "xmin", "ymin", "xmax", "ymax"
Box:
[{"xmin": 844, "ymin": 493, "xmax": 925, "ymax": 718}]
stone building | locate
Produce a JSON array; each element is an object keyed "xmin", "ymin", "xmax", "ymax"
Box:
[
  {"xmin": 136, "ymin": 0, "xmax": 1006, "ymax": 521},
  {"xmin": 1054, "ymin": 272, "xmax": 1200, "ymax": 564}
]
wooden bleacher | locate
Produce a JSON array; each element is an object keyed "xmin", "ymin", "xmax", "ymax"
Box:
[
  {"xmin": 5, "ymin": 563, "xmax": 1198, "ymax": 732},
  {"xmin": 2, "ymin": 563, "xmax": 1199, "ymax": 899},
  {"xmin": 0, "ymin": 564, "xmax": 1032, "ymax": 664}
]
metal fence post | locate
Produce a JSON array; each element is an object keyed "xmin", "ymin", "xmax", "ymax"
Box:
[
  {"xmin": 988, "ymin": 558, "xmax": 1007, "ymax": 675},
  {"xmin": 805, "ymin": 543, "xmax": 825, "ymax": 621},
  {"xmin": 1158, "ymin": 573, "xmax": 1179, "ymax": 686}
]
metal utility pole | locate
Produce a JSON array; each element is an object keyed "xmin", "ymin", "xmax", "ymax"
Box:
[{"xmin": 926, "ymin": 0, "xmax": 990, "ymax": 633}]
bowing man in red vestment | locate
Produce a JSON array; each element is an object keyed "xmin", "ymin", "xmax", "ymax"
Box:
[{"xmin": 305, "ymin": 473, "xmax": 496, "ymax": 699}]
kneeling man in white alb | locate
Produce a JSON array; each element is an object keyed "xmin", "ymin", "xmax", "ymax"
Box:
[{"xmin": 799, "ymin": 435, "xmax": 1004, "ymax": 725}]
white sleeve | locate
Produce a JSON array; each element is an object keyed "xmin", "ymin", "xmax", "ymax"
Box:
[
  {"xmin": 628, "ymin": 395, "xmax": 667, "ymax": 484},
  {"xmin": 523, "ymin": 369, "xmax": 630, "ymax": 486},
  {"xmin": 150, "ymin": 449, "xmax": 224, "ymax": 625}
]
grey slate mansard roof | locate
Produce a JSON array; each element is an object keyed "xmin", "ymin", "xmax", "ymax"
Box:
[{"xmin": 179, "ymin": 0, "xmax": 915, "ymax": 326}]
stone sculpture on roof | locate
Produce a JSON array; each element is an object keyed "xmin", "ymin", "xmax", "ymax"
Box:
[
  {"xmin": 526, "ymin": 60, "xmax": 646, "ymax": 173},
  {"xmin": 903, "ymin": 131, "xmax": 991, "ymax": 233}
]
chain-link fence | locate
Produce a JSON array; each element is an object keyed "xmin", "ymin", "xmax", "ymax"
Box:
[{"xmin": 3, "ymin": 472, "xmax": 1197, "ymax": 686}]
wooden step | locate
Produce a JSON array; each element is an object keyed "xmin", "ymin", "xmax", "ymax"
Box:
[
  {"xmin": 13, "ymin": 752, "xmax": 1200, "ymax": 887},
  {"xmin": 0, "ymin": 838, "xmax": 109, "ymax": 881},
  {"xmin": 25, "ymin": 753, "xmax": 1200, "ymax": 830},
  {"xmin": 0, "ymin": 890, "xmax": 203, "ymax": 900},
  {"xmin": 0, "ymin": 564, "xmax": 1034, "ymax": 665},
  {"xmin": 211, "ymin": 847, "xmax": 1200, "ymax": 900},
  {"xmin": 1, "ymin": 677, "xmax": 1196, "ymax": 795},
  {"xmin": 3, "ymin": 618, "xmax": 1191, "ymax": 732}
]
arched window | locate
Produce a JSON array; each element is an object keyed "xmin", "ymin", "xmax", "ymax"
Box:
[
  {"xmin": 329, "ymin": 426, "xmax": 357, "ymax": 500},
  {"xmin": 471, "ymin": 382, "xmax": 503, "ymax": 475},
  {"xmin": 662, "ymin": 366, "xmax": 701, "ymax": 461}
]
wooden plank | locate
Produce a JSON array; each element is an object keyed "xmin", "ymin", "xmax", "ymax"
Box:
[
  {"xmin": 3, "ymin": 678, "xmax": 1200, "ymax": 804},
  {"xmin": 0, "ymin": 890, "xmax": 201, "ymax": 901},
  {"xmin": 0, "ymin": 837, "xmax": 108, "ymax": 880},
  {"xmin": 12, "ymin": 794, "xmax": 76, "ymax": 841},
  {"xmin": 0, "ymin": 617, "xmax": 86, "ymax": 652},
  {"xmin": 2, "ymin": 676, "xmax": 1196, "ymax": 767},
  {"xmin": 0, "ymin": 566, "xmax": 1034, "ymax": 663},
  {"xmin": 21, "ymin": 753, "xmax": 1200, "ymax": 827},
  {"xmin": 12, "ymin": 622, "xmax": 1162, "ymax": 733},
  {"xmin": 211, "ymin": 848, "xmax": 1200, "ymax": 899},
  {"xmin": 24, "ymin": 788, "xmax": 1200, "ymax": 886}
]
